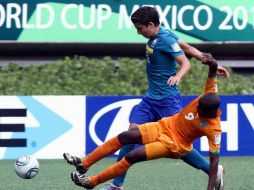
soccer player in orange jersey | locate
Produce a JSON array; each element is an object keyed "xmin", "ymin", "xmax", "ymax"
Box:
[{"xmin": 64, "ymin": 57, "xmax": 223, "ymax": 190}]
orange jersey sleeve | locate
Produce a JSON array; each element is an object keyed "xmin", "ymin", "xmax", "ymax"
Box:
[
  {"xmin": 202, "ymin": 119, "xmax": 222, "ymax": 154},
  {"xmin": 204, "ymin": 77, "xmax": 218, "ymax": 94},
  {"xmin": 202, "ymin": 77, "xmax": 221, "ymax": 153}
]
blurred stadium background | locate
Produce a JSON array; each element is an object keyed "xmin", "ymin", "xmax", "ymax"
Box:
[{"xmin": 0, "ymin": 1, "xmax": 254, "ymax": 190}]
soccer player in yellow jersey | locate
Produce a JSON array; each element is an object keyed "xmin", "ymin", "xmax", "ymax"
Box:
[{"xmin": 64, "ymin": 56, "xmax": 223, "ymax": 190}]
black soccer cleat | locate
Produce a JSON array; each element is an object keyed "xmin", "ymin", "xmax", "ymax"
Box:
[
  {"xmin": 71, "ymin": 172, "xmax": 94, "ymax": 189},
  {"xmin": 63, "ymin": 153, "xmax": 88, "ymax": 174}
]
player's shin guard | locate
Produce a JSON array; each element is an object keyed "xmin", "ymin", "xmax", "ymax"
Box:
[
  {"xmin": 83, "ymin": 137, "xmax": 122, "ymax": 168},
  {"xmin": 112, "ymin": 144, "xmax": 135, "ymax": 187},
  {"xmin": 181, "ymin": 149, "xmax": 209, "ymax": 174},
  {"xmin": 90, "ymin": 158, "xmax": 132, "ymax": 188}
]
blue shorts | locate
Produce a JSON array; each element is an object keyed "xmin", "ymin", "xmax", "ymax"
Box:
[{"xmin": 129, "ymin": 94, "xmax": 183, "ymax": 124}]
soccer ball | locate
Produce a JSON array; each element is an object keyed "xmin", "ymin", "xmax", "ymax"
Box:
[{"xmin": 15, "ymin": 155, "xmax": 39, "ymax": 179}]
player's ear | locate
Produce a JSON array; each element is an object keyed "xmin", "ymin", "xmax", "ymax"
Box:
[{"xmin": 148, "ymin": 22, "xmax": 155, "ymax": 28}]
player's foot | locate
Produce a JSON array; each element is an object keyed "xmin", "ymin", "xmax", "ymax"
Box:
[
  {"xmin": 71, "ymin": 172, "xmax": 94, "ymax": 189},
  {"xmin": 215, "ymin": 165, "xmax": 225, "ymax": 190},
  {"xmin": 63, "ymin": 153, "xmax": 88, "ymax": 174},
  {"xmin": 100, "ymin": 184, "xmax": 124, "ymax": 190}
]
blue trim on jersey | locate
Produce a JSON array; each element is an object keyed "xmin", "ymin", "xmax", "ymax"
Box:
[{"xmin": 145, "ymin": 27, "xmax": 184, "ymax": 100}]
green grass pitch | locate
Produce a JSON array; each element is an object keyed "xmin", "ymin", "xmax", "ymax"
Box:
[{"xmin": 1, "ymin": 157, "xmax": 253, "ymax": 190}]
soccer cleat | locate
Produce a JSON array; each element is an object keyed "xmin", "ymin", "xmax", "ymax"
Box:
[
  {"xmin": 63, "ymin": 153, "xmax": 88, "ymax": 174},
  {"xmin": 71, "ymin": 172, "xmax": 94, "ymax": 189},
  {"xmin": 100, "ymin": 184, "xmax": 124, "ymax": 190},
  {"xmin": 215, "ymin": 165, "xmax": 225, "ymax": 190}
]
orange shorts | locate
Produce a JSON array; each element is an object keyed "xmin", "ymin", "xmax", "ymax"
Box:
[{"xmin": 138, "ymin": 122, "xmax": 182, "ymax": 160}]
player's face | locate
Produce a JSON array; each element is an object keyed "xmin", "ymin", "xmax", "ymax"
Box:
[
  {"xmin": 134, "ymin": 22, "xmax": 154, "ymax": 39},
  {"xmin": 197, "ymin": 93, "xmax": 220, "ymax": 118}
]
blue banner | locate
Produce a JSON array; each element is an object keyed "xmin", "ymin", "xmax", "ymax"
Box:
[{"xmin": 86, "ymin": 95, "xmax": 254, "ymax": 157}]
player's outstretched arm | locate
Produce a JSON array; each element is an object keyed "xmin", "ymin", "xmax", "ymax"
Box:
[
  {"xmin": 178, "ymin": 40, "xmax": 230, "ymax": 78},
  {"xmin": 207, "ymin": 153, "xmax": 219, "ymax": 190},
  {"xmin": 178, "ymin": 39, "xmax": 203, "ymax": 60},
  {"xmin": 201, "ymin": 56, "xmax": 218, "ymax": 78}
]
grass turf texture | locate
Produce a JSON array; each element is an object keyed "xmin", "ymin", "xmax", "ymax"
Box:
[{"xmin": 1, "ymin": 157, "xmax": 253, "ymax": 190}]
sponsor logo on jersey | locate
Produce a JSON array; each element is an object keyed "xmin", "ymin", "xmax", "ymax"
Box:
[
  {"xmin": 171, "ymin": 43, "xmax": 182, "ymax": 52},
  {"xmin": 214, "ymin": 134, "xmax": 221, "ymax": 145},
  {"xmin": 200, "ymin": 121, "xmax": 208, "ymax": 128},
  {"xmin": 214, "ymin": 83, "xmax": 218, "ymax": 92}
]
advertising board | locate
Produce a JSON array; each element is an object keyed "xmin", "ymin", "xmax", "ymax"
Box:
[
  {"xmin": 1, "ymin": 1, "xmax": 254, "ymax": 42},
  {"xmin": 86, "ymin": 95, "xmax": 254, "ymax": 157},
  {"xmin": 1, "ymin": 95, "xmax": 253, "ymax": 159}
]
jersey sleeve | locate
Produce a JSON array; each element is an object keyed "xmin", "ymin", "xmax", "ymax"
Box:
[
  {"xmin": 206, "ymin": 126, "xmax": 221, "ymax": 154},
  {"xmin": 204, "ymin": 78, "xmax": 218, "ymax": 94},
  {"xmin": 159, "ymin": 36, "xmax": 184, "ymax": 58}
]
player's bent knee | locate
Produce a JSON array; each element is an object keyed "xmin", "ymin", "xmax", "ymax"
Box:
[
  {"xmin": 125, "ymin": 148, "xmax": 146, "ymax": 164},
  {"xmin": 118, "ymin": 128, "xmax": 142, "ymax": 145},
  {"xmin": 118, "ymin": 131, "xmax": 132, "ymax": 145}
]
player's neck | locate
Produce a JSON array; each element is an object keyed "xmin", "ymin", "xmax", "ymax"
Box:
[{"xmin": 151, "ymin": 27, "xmax": 160, "ymax": 37}]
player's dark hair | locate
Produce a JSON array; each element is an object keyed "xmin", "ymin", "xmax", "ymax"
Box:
[
  {"xmin": 197, "ymin": 93, "xmax": 221, "ymax": 118},
  {"xmin": 131, "ymin": 6, "xmax": 160, "ymax": 27}
]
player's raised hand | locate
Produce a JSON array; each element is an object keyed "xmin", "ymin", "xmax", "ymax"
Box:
[
  {"xmin": 167, "ymin": 75, "xmax": 181, "ymax": 86},
  {"xmin": 217, "ymin": 65, "xmax": 230, "ymax": 78}
]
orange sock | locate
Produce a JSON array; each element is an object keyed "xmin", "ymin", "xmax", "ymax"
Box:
[
  {"xmin": 82, "ymin": 136, "xmax": 122, "ymax": 168},
  {"xmin": 90, "ymin": 157, "xmax": 132, "ymax": 187}
]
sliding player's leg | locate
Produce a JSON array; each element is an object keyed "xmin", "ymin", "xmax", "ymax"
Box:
[
  {"xmin": 64, "ymin": 136, "xmax": 122, "ymax": 175},
  {"xmin": 72, "ymin": 140, "xmax": 171, "ymax": 189},
  {"xmin": 64, "ymin": 126, "xmax": 142, "ymax": 174}
]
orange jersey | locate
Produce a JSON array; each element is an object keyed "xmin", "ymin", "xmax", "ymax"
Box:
[{"xmin": 158, "ymin": 78, "xmax": 222, "ymax": 155}]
